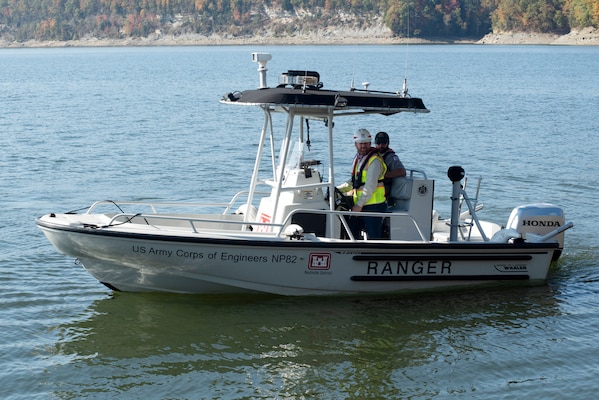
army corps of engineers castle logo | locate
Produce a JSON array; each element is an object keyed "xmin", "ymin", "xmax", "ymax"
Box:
[{"xmin": 308, "ymin": 253, "xmax": 331, "ymax": 270}]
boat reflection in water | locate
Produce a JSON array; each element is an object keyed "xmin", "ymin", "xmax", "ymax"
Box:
[
  {"xmin": 46, "ymin": 286, "xmax": 562, "ymax": 397},
  {"xmin": 36, "ymin": 52, "xmax": 572, "ymax": 296}
]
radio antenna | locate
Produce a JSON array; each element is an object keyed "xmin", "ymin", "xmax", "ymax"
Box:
[{"xmin": 401, "ymin": 4, "xmax": 410, "ymax": 98}]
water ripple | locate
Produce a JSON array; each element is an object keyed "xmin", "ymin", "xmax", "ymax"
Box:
[{"xmin": 2, "ymin": 45, "xmax": 599, "ymax": 399}]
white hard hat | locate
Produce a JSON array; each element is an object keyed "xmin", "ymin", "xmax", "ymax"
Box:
[{"xmin": 353, "ymin": 128, "xmax": 372, "ymax": 143}]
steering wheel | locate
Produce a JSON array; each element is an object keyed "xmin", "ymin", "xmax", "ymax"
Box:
[{"xmin": 334, "ymin": 187, "xmax": 354, "ymax": 211}]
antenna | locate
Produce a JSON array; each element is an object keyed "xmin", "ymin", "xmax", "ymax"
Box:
[
  {"xmin": 401, "ymin": 5, "xmax": 410, "ymax": 98},
  {"xmin": 402, "ymin": 78, "xmax": 408, "ymax": 97}
]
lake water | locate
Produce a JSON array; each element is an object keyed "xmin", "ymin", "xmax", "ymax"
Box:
[{"xmin": 1, "ymin": 45, "xmax": 598, "ymax": 399}]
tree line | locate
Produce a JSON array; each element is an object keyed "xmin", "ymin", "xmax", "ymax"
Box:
[{"xmin": 0, "ymin": 0, "xmax": 597, "ymax": 42}]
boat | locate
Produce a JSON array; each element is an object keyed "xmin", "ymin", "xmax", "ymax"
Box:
[{"xmin": 36, "ymin": 52, "xmax": 573, "ymax": 296}]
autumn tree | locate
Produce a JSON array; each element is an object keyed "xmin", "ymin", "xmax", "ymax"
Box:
[
  {"xmin": 564, "ymin": 0, "xmax": 599, "ymax": 28},
  {"xmin": 1, "ymin": 0, "xmax": 597, "ymax": 42}
]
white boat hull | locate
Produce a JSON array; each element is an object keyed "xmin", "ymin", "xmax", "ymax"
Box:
[{"xmin": 37, "ymin": 215, "xmax": 557, "ymax": 296}]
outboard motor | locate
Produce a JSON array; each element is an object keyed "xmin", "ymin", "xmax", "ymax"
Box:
[{"xmin": 506, "ymin": 203, "xmax": 566, "ymax": 260}]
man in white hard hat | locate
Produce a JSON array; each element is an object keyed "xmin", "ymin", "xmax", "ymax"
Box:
[{"xmin": 342, "ymin": 128, "xmax": 388, "ymax": 239}]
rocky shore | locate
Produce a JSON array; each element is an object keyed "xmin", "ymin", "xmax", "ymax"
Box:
[
  {"xmin": 1, "ymin": 26, "xmax": 597, "ymax": 48},
  {"xmin": 478, "ymin": 27, "xmax": 599, "ymax": 45}
]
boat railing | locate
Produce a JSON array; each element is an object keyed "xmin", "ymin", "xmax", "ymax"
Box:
[
  {"xmin": 407, "ymin": 168, "xmax": 427, "ymax": 180},
  {"xmin": 263, "ymin": 179, "xmax": 331, "ymax": 191},
  {"xmin": 100, "ymin": 206, "xmax": 427, "ymax": 242},
  {"xmin": 105, "ymin": 212, "xmax": 284, "ymax": 234},
  {"xmin": 222, "ymin": 190, "xmax": 271, "ymax": 214},
  {"xmin": 265, "ymin": 171, "xmax": 425, "ymax": 192},
  {"xmin": 85, "ymin": 191, "xmax": 270, "ymax": 216},
  {"xmin": 87, "ymin": 200, "xmax": 232, "ymax": 215},
  {"xmin": 278, "ymin": 208, "xmax": 429, "ymax": 242}
]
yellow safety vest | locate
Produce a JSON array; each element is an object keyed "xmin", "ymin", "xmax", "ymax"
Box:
[{"xmin": 352, "ymin": 150, "xmax": 387, "ymax": 206}]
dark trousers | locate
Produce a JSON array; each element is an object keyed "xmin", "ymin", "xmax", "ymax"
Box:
[{"xmin": 348, "ymin": 202, "xmax": 387, "ymax": 240}]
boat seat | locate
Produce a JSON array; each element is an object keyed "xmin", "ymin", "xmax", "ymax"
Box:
[{"xmin": 388, "ymin": 177, "xmax": 413, "ymax": 211}]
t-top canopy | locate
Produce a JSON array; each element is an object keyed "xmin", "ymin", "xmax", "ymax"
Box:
[
  {"xmin": 222, "ymin": 55, "xmax": 428, "ymax": 117},
  {"xmin": 222, "ymin": 86, "xmax": 429, "ymax": 116}
]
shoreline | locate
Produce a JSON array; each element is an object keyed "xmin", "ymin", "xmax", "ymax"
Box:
[{"xmin": 1, "ymin": 27, "xmax": 597, "ymax": 48}]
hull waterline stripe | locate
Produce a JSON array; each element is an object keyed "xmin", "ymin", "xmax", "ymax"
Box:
[
  {"xmin": 351, "ymin": 275, "xmax": 531, "ymax": 281},
  {"xmin": 352, "ymin": 254, "xmax": 534, "ymax": 261}
]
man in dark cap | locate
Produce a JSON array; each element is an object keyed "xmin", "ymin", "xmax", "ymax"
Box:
[{"xmin": 375, "ymin": 131, "xmax": 410, "ymax": 210}]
